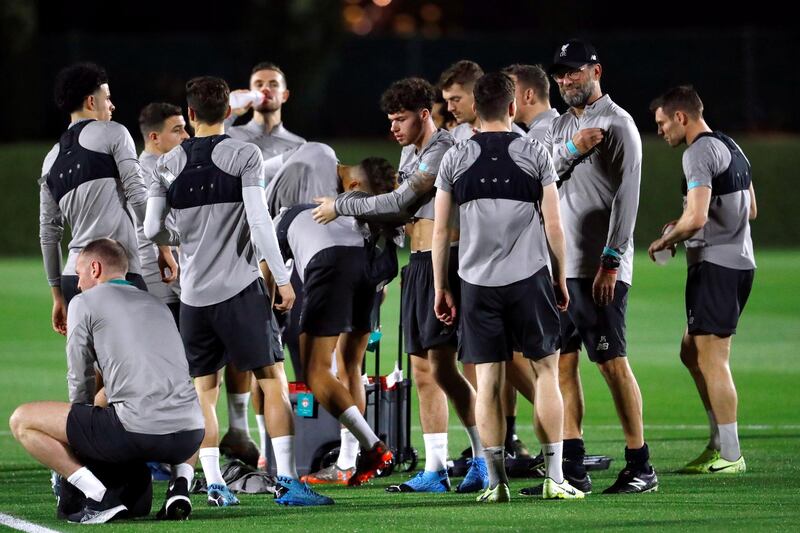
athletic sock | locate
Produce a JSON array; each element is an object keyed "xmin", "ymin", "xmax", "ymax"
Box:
[
  {"xmin": 504, "ymin": 416, "xmax": 517, "ymax": 448},
  {"xmin": 67, "ymin": 467, "xmax": 106, "ymax": 502},
  {"xmin": 271, "ymin": 435, "xmax": 299, "ymax": 479},
  {"xmin": 563, "ymin": 438, "xmax": 587, "ymax": 477},
  {"xmin": 255, "ymin": 414, "xmax": 268, "ymax": 458},
  {"xmin": 226, "ymin": 392, "xmax": 250, "ymax": 433},
  {"xmin": 423, "ymin": 433, "xmax": 448, "ymax": 472},
  {"xmin": 336, "ymin": 428, "xmax": 359, "ymax": 470},
  {"xmin": 338, "ymin": 405, "xmax": 380, "ymax": 449},
  {"xmin": 465, "ymin": 425, "xmax": 484, "ymax": 457},
  {"xmin": 718, "ymin": 422, "xmax": 741, "ymax": 461},
  {"xmin": 707, "ymin": 410, "xmax": 721, "ymax": 450},
  {"xmin": 199, "ymin": 447, "xmax": 224, "ymax": 486},
  {"xmin": 483, "ymin": 446, "xmax": 508, "ymax": 488},
  {"xmin": 543, "ymin": 442, "xmax": 564, "ymax": 483},
  {"xmin": 173, "ymin": 463, "xmax": 195, "ymax": 486},
  {"xmin": 624, "ymin": 443, "xmax": 651, "ymax": 471}
]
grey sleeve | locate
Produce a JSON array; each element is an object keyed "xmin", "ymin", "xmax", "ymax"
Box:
[
  {"xmin": 605, "ymin": 118, "xmax": 642, "ymax": 255},
  {"xmin": 239, "ymin": 146, "xmax": 290, "ymax": 285},
  {"xmin": 144, "ymin": 165, "xmax": 180, "ymax": 245},
  {"xmin": 544, "ymin": 123, "xmax": 583, "ymax": 180},
  {"xmin": 682, "ymin": 138, "xmax": 728, "ymax": 191},
  {"xmin": 334, "ymin": 139, "xmax": 447, "ymax": 219},
  {"xmin": 334, "ymin": 179, "xmax": 423, "ymax": 219},
  {"xmin": 110, "ymin": 124, "xmax": 148, "ymax": 221},
  {"xmin": 511, "ymin": 138, "xmax": 559, "ymax": 188},
  {"xmin": 434, "ymin": 148, "xmax": 457, "ymax": 193},
  {"xmin": 223, "ymin": 114, "xmax": 237, "ymax": 131},
  {"xmin": 39, "ymin": 182, "xmax": 64, "ymax": 287},
  {"xmin": 66, "ymin": 297, "xmax": 97, "ymax": 405}
]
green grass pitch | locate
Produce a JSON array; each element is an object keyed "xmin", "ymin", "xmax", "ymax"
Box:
[{"xmin": 0, "ymin": 251, "xmax": 799, "ymax": 531}]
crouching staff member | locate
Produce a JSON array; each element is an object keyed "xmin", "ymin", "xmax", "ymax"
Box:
[{"xmin": 10, "ymin": 239, "xmax": 204, "ymax": 524}]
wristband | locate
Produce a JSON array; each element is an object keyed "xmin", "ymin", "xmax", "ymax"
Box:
[
  {"xmin": 566, "ymin": 139, "xmax": 579, "ymax": 155},
  {"xmin": 600, "ymin": 249, "xmax": 621, "ymax": 271}
]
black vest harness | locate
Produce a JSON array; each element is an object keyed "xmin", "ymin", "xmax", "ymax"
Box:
[{"xmin": 46, "ymin": 120, "xmax": 119, "ymax": 204}]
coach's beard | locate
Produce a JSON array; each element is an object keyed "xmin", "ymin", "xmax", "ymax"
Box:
[{"xmin": 561, "ymin": 82, "xmax": 595, "ymax": 108}]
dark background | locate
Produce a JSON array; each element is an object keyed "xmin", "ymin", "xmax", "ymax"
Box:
[{"xmin": 1, "ymin": 0, "xmax": 798, "ymax": 141}]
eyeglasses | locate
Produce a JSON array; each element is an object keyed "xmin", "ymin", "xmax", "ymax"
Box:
[{"xmin": 551, "ymin": 64, "xmax": 590, "ymax": 83}]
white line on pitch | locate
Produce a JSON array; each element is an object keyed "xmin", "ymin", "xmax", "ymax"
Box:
[{"xmin": 0, "ymin": 512, "xmax": 60, "ymax": 533}]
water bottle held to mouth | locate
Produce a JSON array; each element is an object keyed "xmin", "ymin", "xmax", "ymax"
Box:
[{"xmin": 229, "ymin": 90, "xmax": 264, "ymax": 109}]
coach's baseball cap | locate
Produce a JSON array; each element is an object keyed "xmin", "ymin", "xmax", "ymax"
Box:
[{"xmin": 548, "ymin": 39, "xmax": 600, "ymax": 74}]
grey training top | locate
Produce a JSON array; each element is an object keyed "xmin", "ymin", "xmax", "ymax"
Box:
[
  {"xmin": 452, "ymin": 122, "xmax": 527, "ymax": 143},
  {"xmin": 526, "ymin": 109, "xmax": 560, "ymax": 144},
  {"xmin": 543, "ymin": 95, "xmax": 641, "ymax": 284},
  {"xmin": 276, "ymin": 209, "xmax": 365, "ymax": 282},
  {"xmin": 133, "ymin": 151, "xmax": 179, "ymax": 303},
  {"xmin": 682, "ymin": 135, "xmax": 756, "ymax": 270},
  {"xmin": 227, "ymin": 119, "xmax": 306, "ymax": 163},
  {"xmin": 67, "ymin": 281, "xmax": 204, "ymax": 435},
  {"xmin": 335, "ymin": 129, "xmax": 455, "ymax": 222},
  {"xmin": 150, "ymin": 137, "xmax": 287, "ymax": 307},
  {"xmin": 436, "ymin": 133, "xmax": 558, "ymax": 287},
  {"xmin": 39, "ymin": 120, "xmax": 146, "ymax": 285},
  {"xmin": 265, "ymin": 142, "xmax": 339, "ymax": 214}
]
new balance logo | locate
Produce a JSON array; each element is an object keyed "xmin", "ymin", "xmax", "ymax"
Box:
[
  {"xmin": 628, "ymin": 477, "xmax": 647, "ymax": 490},
  {"xmin": 597, "ymin": 336, "xmax": 609, "ymax": 351}
]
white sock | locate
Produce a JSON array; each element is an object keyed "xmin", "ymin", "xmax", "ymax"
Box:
[
  {"xmin": 227, "ymin": 392, "xmax": 250, "ymax": 432},
  {"xmin": 543, "ymin": 442, "xmax": 564, "ymax": 483},
  {"xmin": 423, "ymin": 433, "xmax": 448, "ymax": 472},
  {"xmin": 67, "ymin": 466, "xmax": 106, "ymax": 502},
  {"xmin": 483, "ymin": 446, "xmax": 508, "ymax": 488},
  {"xmin": 707, "ymin": 410, "xmax": 720, "ymax": 450},
  {"xmin": 271, "ymin": 435, "xmax": 299, "ymax": 479},
  {"xmin": 336, "ymin": 428, "xmax": 359, "ymax": 470},
  {"xmin": 172, "ymin": 463, "xmax": 195, "ymax": 485},
  {"xmin": 718, "ymin": 422, "xmax": 741, "ymax": 461},
  {"xmin": 199, "ymin": 447, "xmax": 224, "ymax": 486},
  {"xmin": 465, "ymin": 426, "xmax": 483, "ymax": 457},
  {"xmin": 338, "ymin": 405, "xmax": 379, "ymax": 449},
  {"xmin": 255, "ymin": 414, "xmax": 267, "ymax": 458}
]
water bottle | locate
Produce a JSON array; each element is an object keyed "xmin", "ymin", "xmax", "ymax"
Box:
[
  {"xmin": 654, "ymin": 224, "xmax": 676, "ymax": 265},
  {"xmin": 229, "ymin": 90, "xmax": 264, "ymax": 109}
]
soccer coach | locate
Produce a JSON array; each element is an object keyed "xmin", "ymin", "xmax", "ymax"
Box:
[{"xmin": 9, "ymin": 239, "xmax": 204, "ymax": 524}]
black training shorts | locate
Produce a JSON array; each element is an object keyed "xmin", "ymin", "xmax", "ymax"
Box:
[
  {"xmin": 559, "ymin": 278, "xmax": 629, "ymax": 363},
  {"xmin": 300, "ymin": 246, "xmax": 377, "ymax": 336},
  {"xmin": 402, "ymin": 248, "xmax": 460, "ymax": 355},
  {"xmin": 686, "ymin": 261, "xmax": 754, "ymax": 337},
  {"xmin": 459, "ymin": 266, "xmax": 560, "ymax": 364},
  {"xmin": 180, "ymin": 278, "xmax": 284, "ymax": 377},
  {"xmin": 66, "ymin": 403, "xmax": 203, "ymax": 465}
]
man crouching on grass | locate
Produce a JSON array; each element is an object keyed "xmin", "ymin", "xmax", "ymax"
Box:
[{"xmin": 9, "ymin": 238, "xmax": 205, "ymax": 524}]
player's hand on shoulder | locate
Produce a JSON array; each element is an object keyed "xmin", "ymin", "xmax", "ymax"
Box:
[
  {"xmin": 572, "ymin": 128, "xmax": 604, "ymax": 154},
  {"xmin": 312, "ymin": 197, "xmax": 337, "ymax": 224},
  {"xmin": 274, "ymin": 283, "xmax": 295, "ymax": 312}
]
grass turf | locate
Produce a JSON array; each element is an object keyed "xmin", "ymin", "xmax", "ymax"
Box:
[{"xmin": 0, "ymin": 251, "xmax": 799, "ymax": 531}]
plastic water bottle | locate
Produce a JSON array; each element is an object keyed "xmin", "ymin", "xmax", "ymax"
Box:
[
  {"xmin": 654, "ymin": 224, "xmax": 676, "ymax": 265},
  {"xmin": 229, "ymin": 90, "xmax": 264, "ymax": 109}
]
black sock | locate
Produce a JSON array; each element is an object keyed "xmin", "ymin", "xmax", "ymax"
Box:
[
  {"xmin": 504, "ymin": 416, "xmax": 517, "ymax": 448},
  {"xmin": 563, "ymin": 438, "xmax": 586, "ymax": 477},
  {"xmin": 625, "ymin": 443, "xmax": 651, "ymax": 470}
]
